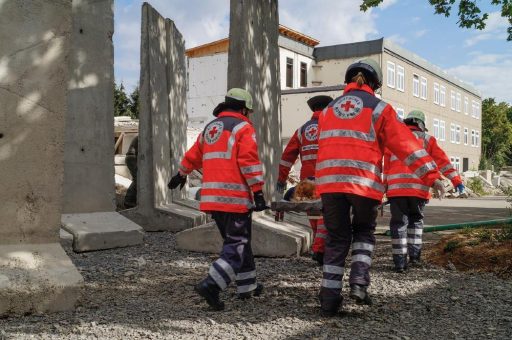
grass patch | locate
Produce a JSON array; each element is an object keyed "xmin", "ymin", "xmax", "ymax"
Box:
[
  {"xmin": 444, "ymin": 240, "xmax": 461, "ymax": 253},
  {"xmin": 467, "ymin": 177, "xmax": 486, "ymax": 196}
]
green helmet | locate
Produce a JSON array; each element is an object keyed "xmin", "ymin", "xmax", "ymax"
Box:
[
  {"xmin": 406, "ymin": 110, "xmax": 426, "ymax": 124},
  {"xmin": 225, "ymin": 88, "xmax": 253, "ymax": 110},
  {"xmin": 344, "ymin": 58, "xmax": 383, "ymax": 90},
  {"xmin": 405, "ymin": 110, "xmax": 428, "ymax": 131}
]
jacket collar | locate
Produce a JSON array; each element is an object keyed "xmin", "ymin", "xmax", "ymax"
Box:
[
  {"xmin": 343, "ymin": 82, "xmax": 375, "ymax": 96},
  {"xmin": 218, "ymin": 111, "xmax": 252, "ymax": 124},
  {"xmin": 311, "ymin": 110, "xmax": 321, "ymax": 120}
]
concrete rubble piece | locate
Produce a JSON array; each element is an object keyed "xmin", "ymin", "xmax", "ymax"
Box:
[
  {"xmin": 0, "ymin": 244, "xmax": 83, "ymax": 315},
  {"xmin": 176, "ymin": 214, "xmax": 312, "ymax": 257},
  {"xmin": 0, "ymin": 0, "xmax": 83, "ymax": 315},
  {"xmin": 62, "ymin": 212, "xmax": 145, "ymax": 252}
]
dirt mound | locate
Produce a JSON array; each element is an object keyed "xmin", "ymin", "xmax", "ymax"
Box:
[{"xmin": 425, "ymin": 226, "xmax": 512, "ymax": 279}]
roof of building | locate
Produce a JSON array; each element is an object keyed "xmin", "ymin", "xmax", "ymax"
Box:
[
  {"xmin": 314, "ymin": 38, "xmax": 480, "ymax": 97},
  {"xmin": 185, "ymin": 24, "xmax": 319, "ymax": 58}
]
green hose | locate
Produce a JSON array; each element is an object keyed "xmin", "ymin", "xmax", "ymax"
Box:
[{"xmin": 383, "ymin": 217, "xmax": 512, "ymax": 236}]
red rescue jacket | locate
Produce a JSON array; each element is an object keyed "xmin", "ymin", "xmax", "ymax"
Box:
[
  {"xmin": 278, "ymin": 111, "xmax": 321, "ymax": 182},
  {"xmin": 179, "ymin": 111, "xmax": 264, "ymax": 213},
  {"xmin": 315, "ymin": 83, "xmax": 440, "ymax": 201},
  {"xmin": 384, "ymin": 125, "xmax": 462, "ymax": 199}
]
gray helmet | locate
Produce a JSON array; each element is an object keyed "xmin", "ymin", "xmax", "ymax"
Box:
[
  {"xmin": 344, "ymin": 58, "xmax": 383, "ymax": 90},
  {"xmin": 307, "ymin": 95, "xmax": 333, "ymax": 111}
]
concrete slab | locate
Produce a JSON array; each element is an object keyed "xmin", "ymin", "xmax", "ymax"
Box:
[
  {"xmin": 0, "ymin": 243, "xmax": 83, "ymax": 316},
  {"xmin": 62, "ymin": 212, "xmax": 144, "ymax": 252},
  {"xmin": 176, "ymin": 214, "xmax": 312, "ymax": 257}
]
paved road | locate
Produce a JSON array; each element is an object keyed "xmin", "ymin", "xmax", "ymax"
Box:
[{"xmin": 376, "ymin": 196, "xmax": 511, "ymax": 232}]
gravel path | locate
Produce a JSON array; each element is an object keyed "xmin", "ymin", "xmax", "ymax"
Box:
[{"xmin": 1, "ymin": 232, "xmax": 511, "ymax": 339}]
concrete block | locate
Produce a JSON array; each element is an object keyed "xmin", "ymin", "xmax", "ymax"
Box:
[
  {"xmin": 0, "ymin": 243, "xmax": 83, "ymax": 316},
  {"xmin": 121, "ymin": 204, "xmax": 208, "ymax": 232},
  {"xmin": 176, "ymin": 214, "xmax": 312, "ymax": 257},
  {"xmin": 62, "ymin": 212, "xmax": 144, "ymax": 252}
]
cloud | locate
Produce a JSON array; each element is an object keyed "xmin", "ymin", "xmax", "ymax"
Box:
[
  {"xmin": 387, "ymin": 34, "xmax": 407, "ymax": 45},
  {"xmin": 414, "ymin": 29, "xmax": 428, "ymax": 38},
  {"xmin": 464, "ymin": 11, "xmax": 509, "ymax": 46},
  {"xmin": 447, "ymin": 52, "xmax": 512, "ymax": 104},
  {"xmin": 379, "ymin": 0, "xmax": 398, "ymax": 9}
]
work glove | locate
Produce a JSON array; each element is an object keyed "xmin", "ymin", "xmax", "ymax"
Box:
[
  {"xmin": 168, "ymin": 172, "xmax": 187, "ymax": 190},
  {"xmin": 253, "ymin": 191, "xmax": 269, "ymax": 212},
  {"xmin": 456, "ymin": 183, "xmax": 465, "ymax": 194},
  {"xmin": 276, "ymin": 182, "xmax": 286, "ymax": 194},
  {"xmin": 432, "ymin": 179, "xmax": 446, "ymax": 200}
]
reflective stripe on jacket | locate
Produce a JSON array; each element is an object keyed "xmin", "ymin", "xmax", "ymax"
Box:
[
  {"xmin": 384, "ymin": 126, "xmax": 462, "ymax": 199},
  {"xmin": 278, "ymin": 111, "xmax": 322, "ymax": 182},
  {"xmin": 315, "ymin": 83, "xmax": 440, "ymax": 201},
  {"xmin": 180, "ymin": 111, "xmax": 264, "ymax": 213}
]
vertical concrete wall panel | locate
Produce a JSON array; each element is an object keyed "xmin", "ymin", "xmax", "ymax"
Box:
[
  {"xmin": 227, "ymin": 0, "xmax": 282, "ymax": 200},
  {"xmin": 0, "ymin": 0, "xmax": 71, "ymax": 244},
  {"xmin": 63, "ymin": 0, "xmax": 116, "ymax": 213}
]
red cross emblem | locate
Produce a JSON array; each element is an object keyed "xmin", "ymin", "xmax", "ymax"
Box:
[
  {"xmin": 305, "ymin": 124, "xmax": 318, "ymax": 141},
  {"xmin": 205, "ymin": 121, "xmax": 224, "ymax": 144},
  {"xmin": 342, "ymin": 101, "xmax": 355, "ymax": 112}
]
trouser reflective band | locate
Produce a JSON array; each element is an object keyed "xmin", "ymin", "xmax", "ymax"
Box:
[
  {"xmin": 391, "ymin": 238, "xmax": 407, "ymax": 254},
  {"xmin": 235, "ymin": 270, "xmax": 257, "ymax": 293},
  {"xmin": 208, "ymin": 258, "xmax": 236, "ymax": 290},
  {"xmin": 321, "ymin": 265, "xmax": 344, "ymax": 290}
]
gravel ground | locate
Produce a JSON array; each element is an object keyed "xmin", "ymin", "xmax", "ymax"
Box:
[{"xmin": 1, "ymin": 232, "xmax": 511, "ymax": 340}]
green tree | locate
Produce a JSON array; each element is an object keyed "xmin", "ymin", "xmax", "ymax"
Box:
[
  {"xmin": 114, "ymin": 82, "xmax": 130, "ymax": 117},
  {"xmin": 481, "ymin": 98, "xmax": 512, "ymax": 169},
  {"xmin": 128, "ymin": 85, "xmax": 140, "ymax": 119},
  {"xmin": 360, "ymin": 0, "xmax": 512, "ymax": 41}
]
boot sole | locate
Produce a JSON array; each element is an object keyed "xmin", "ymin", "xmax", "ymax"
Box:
[{"xmin": 194, "ymin": 285, "xmax": 225, "ymax": 311}]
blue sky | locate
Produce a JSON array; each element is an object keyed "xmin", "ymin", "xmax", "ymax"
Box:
[{"xmin": 114, "ymin": 0, "xmax": 512, "ymax": 104}]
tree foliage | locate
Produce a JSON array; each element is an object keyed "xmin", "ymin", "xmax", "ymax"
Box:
[
  {"xmin": 114, "ymin": 82, "xmax": 139, "ymax": 119},
  {"xmin": 481, "ymin": 98, "xmax": 512, "ymax": 169},
  {"xmin": 360, "ymin": 0, "xmax": 512, "ymax": 41}
]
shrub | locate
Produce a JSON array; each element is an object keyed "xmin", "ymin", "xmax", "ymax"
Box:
[
  {"xmin": 467, "ymin": 177, "xmax": 486, "ymax": 196},
  {"xmin": 444, "ymin": 240, "xmax": 461, "ymax": 253}
]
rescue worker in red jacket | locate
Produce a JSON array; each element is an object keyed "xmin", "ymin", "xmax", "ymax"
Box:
[
  {"xmin": 315, "ymin": 58, "xmax": 446, "ymax": 316},
  {"xmin": 384, "ymin": 110, "xmax": 464, "ymax": 272},
  {"xmin": 276, "ymin": 95, "xmax": 333, "ymax": 265},
  {"xmin": 168, "ymin": 88, "xmax": 268, "ymax": 311}
]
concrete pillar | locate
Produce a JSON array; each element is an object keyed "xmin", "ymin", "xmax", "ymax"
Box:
[
  {"xmin": 0, "ymin": 0, "xmax": 83, "ymax": 315},
  {"xmin": 227, "ymin": 0, "xmax": 282, "ymax": 200},
  {"xmin": 61, "ymin": 0, "xmax": 144, "ymax": 252},
  {"xmin": 122, "ymin": 3, "xmax": 206, "ymax": 231}
]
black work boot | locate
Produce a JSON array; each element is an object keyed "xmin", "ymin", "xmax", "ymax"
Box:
[
  {"xmin": 194, "ymin": 280, "xmax": 225, "ymax": 311},
  {"xmin": 311, "ymin": 252, "xmax": 324, "ymax": 266},
  {"xmin": 238, "ymin": 283, "xmax": 264, "ymax": 299},
  {"xmin": 349, "ymin": 284, "xmax": 373, "ymax": 305},
  {"xmin": 319, "ymin": 295, "xmax": 342, "ymax": 317},
  {"xmin": 408, "ymin": 251, "xmax": 422, "ymax": 266},
  {"xmin": 393, "ymin": 254, "xmax": 408, "ymax": 273}
]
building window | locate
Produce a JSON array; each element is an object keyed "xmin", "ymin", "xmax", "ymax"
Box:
[
  {"xmin": 420, "ymin": 77, "xmax": 427, "ymax": 100},
  {"xmin": 396, "ymin": 65, "xmax": 404, "ymax": 91},
  {"xmin": 455, "ymin": 157, "xmax": 461, "ymax": 172},
  {"xmin": 413, "ymin": 74, "xmax": 419, "ymax": 97},
  {"xmin": 396, "ymin": 108, "xmax": 405, "ymax": 120},
  {"xmin": 464, "ymin": 97, "xmax": 469, "ymax": 115},
  {"xmin": 387, "ymin": 61, "xmax": 395, "ymax": 88},
  {"xmin": 476, "ymin": 130, "xmax": 480, "ymax": 147},
  {"xmin": 471, "ymin": 129, "xmax": 476, "ymax": 146},
  {"xmin": 456, "ymin": 93, "xmax": 461, "ymax": 112},
  {"xmin": 450, "ymin": 123, "xmax": 456, "ymax": 143},
  {"xmin": 476, "ymin": 102, "xmax": 480, "ymax": 119},
  {"xmin": 471, "ymin": 100, "xmax": 481, "ymax": 119},
  {"xmin": 440, "ymin": 86, "xmax": 446, "ymax": 107},
  {"xmin": 456, "ymin": 125, "xmax": 461, "ymax": 144},
  {"xmin": 464, "ymin": 127, "xmax": 468, "ymax": 145},
  {"xmin": 434, "ymin": 83, "xmax": 440, "ymax": 104},
  {"xmin": 450, "ymin": 90, "xmax": 456, "ymax": 110},
  {"xmin": 433, "ymin": 119, "xmax": 440, "ymax": 139},
  {"xmin": 300, "ymin": 62, "xmax": 307, "ymax": 87},
  {"xmin": 439, "ymin": 120, "xmax": 446, "ymax": 141},
  {"xmin": 286, "ymin": 57, "xmax": 293, "ymax": 88}
]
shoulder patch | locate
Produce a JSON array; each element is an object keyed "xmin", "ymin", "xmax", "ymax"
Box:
[
  {"xmin": 333, "ymin": 95, "xmax": 364, "ymax": 119},
  {"xmin": 304, "ymin": 123, "xmax": 318, "ymax": 142},
  {"xmin": 204, "ymin": 121, "xmax": 224, "ymax": 144}
]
